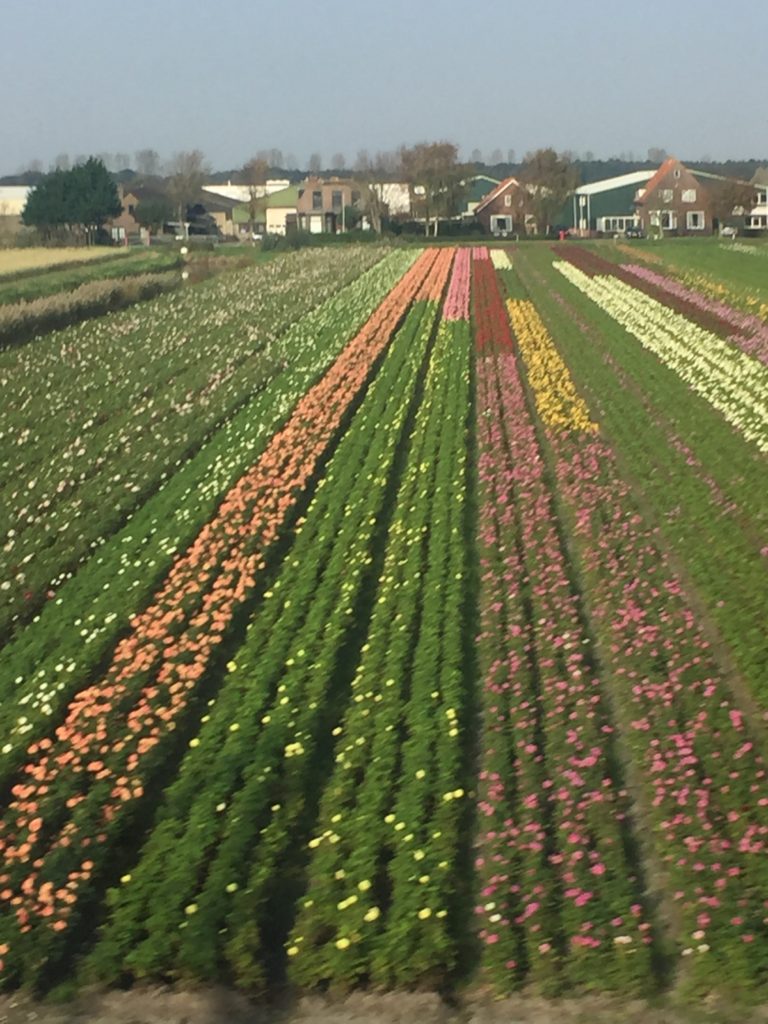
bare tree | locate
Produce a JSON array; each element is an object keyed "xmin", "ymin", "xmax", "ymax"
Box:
[
  {"xmin": 167, "ymin": 150, "xmax": 209, "ymax": 239},
  {"xmin": 268, "ymin": 148, "xmax": 284, "ymax": 169},
  {"xmin": 352, "ymin": 154, "xmax": 385, "ymax": 234},
  {"xmin": 471, "ymin": 148, "xmax": 483, "ymax": 164},
  {"xmin": 285, "ymin": 152, "xmax": 298, "ymax": 170},
  {"xmin": 708, "ymin": 177, "xmax": 757, "ymax": 232},
  {"xmin": 115, "ymin": 152, "xmax": 131, "ymax": 172},
  {"xmin": 647, "ymin": 146, "xmax": 669, "ymax": 164},
  {"xmin": 243, "ymin": 156, "xmax": 270, "ymax": 239},
  {"xmin": 506, "ymin": 148, "xmax": 516, "ymax": 165},
  {"xmin": 373, "ymin": 150, "xmax": 399, "ymax": 176},
  {"xmin": 519, "ymin": 148, "xmax": 579, "ymax": 235},
  {"xmin": 135, "ymin": 148, "xmax": 161, "ymax": 177},
  {"xmin": 490, "ymin": 148, "xmax": 504, "ymax": 165},
  {"xmin": 53, "ymin": 153, "xmax": 70, "ymax": 171},
  {"xmin": 399, "ymin": 141, "xmax": 467, "ymax": 236},
  {"xmin": 308, "ymin": 152, "xmax": 322, "ymax": 174},
  {"xmin": 331, "ymin": 152, "xmax": 346, "ymax": 170}
]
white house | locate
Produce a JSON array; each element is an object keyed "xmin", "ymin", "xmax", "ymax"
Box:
[
  {"xmin": 748, "ymin": 169, "xmax": 768, "ymax": 231},
  {"xmin": 373, "ymin": 182, "xmax": 411, "ymax": 216}
]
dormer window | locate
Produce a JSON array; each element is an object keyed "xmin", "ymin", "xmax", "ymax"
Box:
[{"xmin": 673, "ymin": 168, "xmax": 681, "ymax": 178}]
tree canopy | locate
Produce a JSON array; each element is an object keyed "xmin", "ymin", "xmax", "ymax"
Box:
[
  {"xmin": 21, "ymin": 158, "xmax": 122, "ymax": 242},
  {"xmin": 399, "ymin": 142, "xmax": 468, "ymax": 236},
  {"xmin": 519, "ymin": 148, "xmax": 580, "ymax": 235}
]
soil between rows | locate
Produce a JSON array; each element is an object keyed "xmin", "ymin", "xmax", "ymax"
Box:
[{"xmin": 0, "ymin": 988, "xmax": 766, "ymax": 1024}]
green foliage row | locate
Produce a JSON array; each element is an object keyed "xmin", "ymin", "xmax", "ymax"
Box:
[
  {"xmin": 82, "ymin": 298, "xmax": 441, "ymax": 988},
  {"xmin": 289, "ymin": 317, "xmax": 472, "ymax": 989}
]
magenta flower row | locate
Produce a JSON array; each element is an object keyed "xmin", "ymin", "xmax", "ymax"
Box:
[{"xmin": 624, "ymin": 264, "xmax": 768, "ymax": 366}]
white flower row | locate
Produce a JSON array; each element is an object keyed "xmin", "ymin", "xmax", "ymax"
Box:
[
  {"xmin": 554, "ymin": 261, "xmax": 768, "ymax": 452},
  {"xmin": 490, "ymin": 249, "xmax": 512, "ymax": 270}
]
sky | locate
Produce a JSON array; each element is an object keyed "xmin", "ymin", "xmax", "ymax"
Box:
[{"xmin": 2, "ymin": 0, "xmax": 766, "ymax": 175}]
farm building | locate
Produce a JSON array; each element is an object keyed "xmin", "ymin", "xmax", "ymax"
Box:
[
  {"xmin": 566, "ymin": 170, "xmax": 653, "ymax": 235},
  {"xmin": 202, "ymin": 179, "xmax": 291, "ymax": 203},
  {"xmin": 0, "ymin": 185, "xmax": 32, "ymax": 243}
]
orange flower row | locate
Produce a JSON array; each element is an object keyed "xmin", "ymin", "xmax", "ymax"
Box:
[
  {"xmin": 415, "ymin": 248, "xmax": 455, "ymax": 303},
  {"xmin": 0, "ymin": 249, "xmax": 440, "ymax": 945}
]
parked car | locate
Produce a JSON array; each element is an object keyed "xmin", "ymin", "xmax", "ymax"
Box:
[{"xmin": 624, "ymin": 225, "xmax": 645, "ymax": 239}]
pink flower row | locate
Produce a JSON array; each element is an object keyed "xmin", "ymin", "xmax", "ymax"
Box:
[
  {"xmin": 551, "ymin": 430, "xmax": 768, "ymax": 984},
  {"xmin": 442, "ymin": 248, "xmax": 472, "ymax": 321},
  {"xmin": 473, "ymin": 260, "xmax": 651, "ymax": 991}
]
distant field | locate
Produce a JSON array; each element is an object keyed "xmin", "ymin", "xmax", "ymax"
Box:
[
  {"xmin": 0, "ymin": 246, "xmax": 129, "ymax": 278},
  {"xmin": 594, "ymin": 236, "xmax": 768, "ymax": 300},
  {"xmin": 0, "ymin": 248, "xmax": 179, "ymax": 305}
]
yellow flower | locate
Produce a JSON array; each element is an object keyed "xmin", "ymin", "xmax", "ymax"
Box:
[
  {"xmin": 418, "ymin": 908, "xmax": 432, "ymax": 920},
  {"xmin": 184, "ymin": 903, "xmax": 198, "ymax": 915},
  {"xmin": 364, "ymin": 907, "xmax": 380, "ymax": 922},
  {"xmin": 335, "ymin": 937, "xmax": 351, "ymax": 950},
  {"xmin": 358, "ymin": 879, "xmax": 372, "ymax": 892}
]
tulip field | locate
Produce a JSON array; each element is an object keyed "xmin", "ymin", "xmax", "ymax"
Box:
[{"xmin": 1, "ymin": 240, "xmax": 767, "ymax": 1005}]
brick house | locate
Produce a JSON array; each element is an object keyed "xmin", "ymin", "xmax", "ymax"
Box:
[
  {"xmin": 634, "ymin": 158, "xmax": 713, "ymax": 236},
  {"xmin": 296, "ymin": 177, "xmax": 362, "ymax": 233},
  {"xmin": 473, "ymin": 177, "xmax": 525, "ymax": 236}
]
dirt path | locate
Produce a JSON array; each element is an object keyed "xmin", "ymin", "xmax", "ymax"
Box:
[{"xmin": 1, "ymin": 988, "xmax": 766, "ymax": 1024}]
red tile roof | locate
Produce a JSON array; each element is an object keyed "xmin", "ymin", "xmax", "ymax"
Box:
[
  {"xmin": 635, "ymin": 157, "xmax": 679, "ymax": 204},
  {"xmin": 474, "ymin": 176, "xmax": 520, "ymax": 214}
]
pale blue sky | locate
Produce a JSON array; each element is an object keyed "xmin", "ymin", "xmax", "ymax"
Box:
[{"xmin": 2, "ymin": 0, "xmax": 766, "ymax": 173}]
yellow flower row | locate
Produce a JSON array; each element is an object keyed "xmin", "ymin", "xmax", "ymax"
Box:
[
  {"xmin": 506, "ymin": 299, "xmax": 600, "ymax": 434},
  {"xmin": 614, "ymin": 242, "xmax": 664, "ymax": 265},
  {"xmin": 677, "ymin": 268, "xmax": 768, "ymax": 323}
]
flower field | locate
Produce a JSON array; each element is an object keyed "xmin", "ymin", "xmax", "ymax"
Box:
[{"xmin": 1, "ymin": 241, "xmax": 766, "ymax": 1004}]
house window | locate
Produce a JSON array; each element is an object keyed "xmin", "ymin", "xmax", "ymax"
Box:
[
  {"xmin": 655, "ymin": 211, "xmax": 677, "ymax": 229},
  {"xmin": 682, "ymin": 189, "xmax": 696, "ymax": 203},
  {"xmin": 686, "ymin": 211, "xmax": 705, "ymax": 230},
  {"xmin": 756, "ymin": 189, "xmax": 767, "ymax": 205},
  {"xmin": 661, "ymin": 189, "xmax": 674, "ymax": 202},
  {"xmin": 504, "ymin": 194, "xmax": 512, "ymax": 207},
  {"xmin": 351, "ymin": 190, "xmax": 361, "ymax": 205},
  {"xmin": 331, "ymin": 190, "xmax": 343, "ymax": 211},
  {"xmin": 491, "ymin": 215, "xmax": 513, "ymax": 235},
  {"xmin": 673, "ymin": 168, "xmax": 681, "ymax": 178},
  {"xmin": 128, "ymin": 204, "xmax": 135, "ymax": 215},
  {"xmin": 750, "ymin": 214, "xmax": 767, "ymax": 228},
  {"xmin": 312, "ymin": 190, "xmax": 322, "ymax": 210}
]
